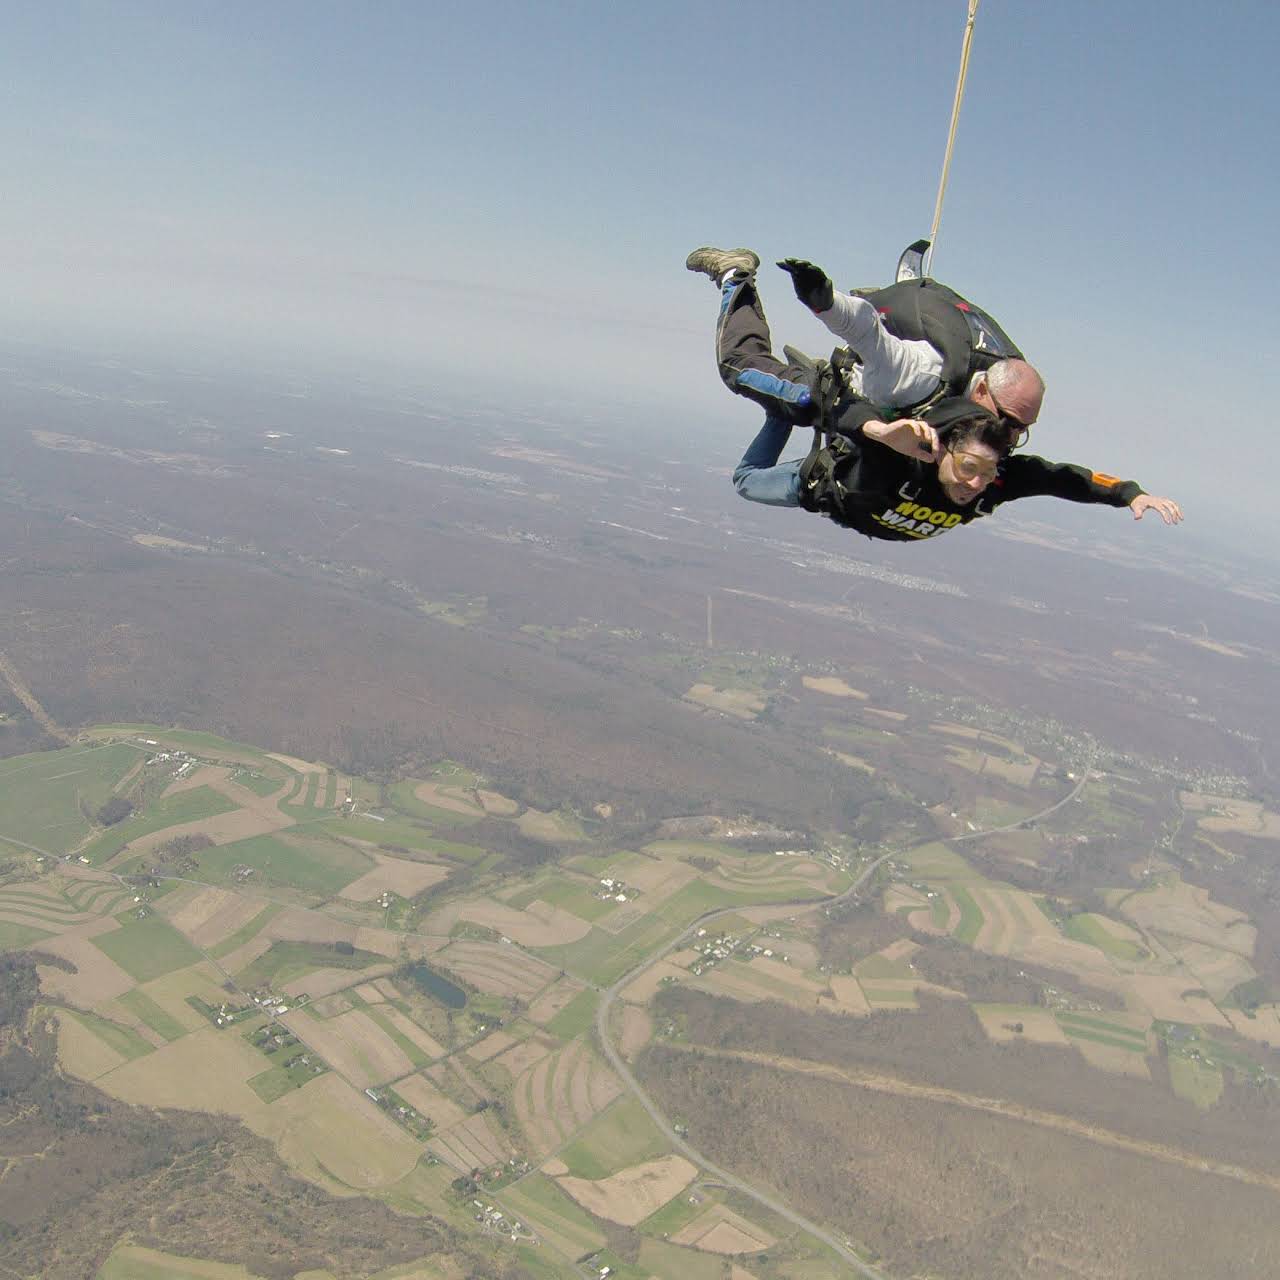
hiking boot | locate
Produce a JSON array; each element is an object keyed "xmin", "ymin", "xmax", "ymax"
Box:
[{"xmin": 685, "ymin": 246, "xmax": 760, "ymax": 283}]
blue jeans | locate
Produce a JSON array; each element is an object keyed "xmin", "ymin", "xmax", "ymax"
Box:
[{"xmin": 733, "ymin": 416, "xmax": 803, "ymax": 507}]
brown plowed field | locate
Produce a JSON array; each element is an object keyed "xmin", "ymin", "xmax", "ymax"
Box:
[
  {"xmin": 673, "ymin": 1204, "xmax": 774, "ymax": 1254},
  {"xmin": 493, "ymin": 1034, "xmax": 556, "ymax": 1080},
  {"xmin": 557, "ymin": 1154, "xmax": 697, "ymax": 1226},
  {"xmin": 168, "ymin": 885, "xmax": 263, "ymax": 947},
  {"xmin": 620, "ymin": 960, "xmax": 686, "ymax": 1005},
  {"xmin": 428, "ymin": 897, "xmax": 589, "ymax": 946},
  {"xmin": 283, "ymin": 964, "xmax": 393, "ymax": 1000},
  {"xmin": 340, "ymin": 853, "xmax": 450, "ymax": 902},
  {"xmin": 392, "ymin": 1072, "xmax": 469, "ymax": 1129},
  {"xmin": 527, "ymin": 975, "xmax": 585, "ymax": 1024},
  {"xmin": 35, "ymin": 919, "xmax": 136, "ymax": 1005},
  {"xmin": 619, "ymin": 1006, "xmax": 652, "ymax": 1059},
  {"xmin": 380, "ymin": 1006, "xmax": 445, "ymax": 1059},
  {"xmin": 466, "ymin": 1029, "xmax": 515, "ymax": 1062},
  {"xmin": 437, "ymin": 939, "xmax": 557, "ymax": 998},
  {"xmin": 283, "ymin": 1007, "xmax": 411, "ymax": 1086},
  {"xmin": 267, "ymin": 907, "xmax": 355, "ymax": 945},
  {"xmin": 427, "ymin": 1111, "xmax": 510, "ymax": 1174}
]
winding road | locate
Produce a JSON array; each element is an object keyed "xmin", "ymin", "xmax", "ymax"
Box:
[{"xmin": 593, "ymin": 762, "xmax": 1096, "ymax": 1277}]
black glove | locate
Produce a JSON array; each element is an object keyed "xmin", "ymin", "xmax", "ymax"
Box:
[{"xmin": 777, "ymin": 258, "xmax": 835, "ymax": 313}]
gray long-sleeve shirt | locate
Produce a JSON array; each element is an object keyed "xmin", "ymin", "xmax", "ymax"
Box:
[{"xmin": 817, "ymin": 291, "xmax": 944, "ymax": 409}]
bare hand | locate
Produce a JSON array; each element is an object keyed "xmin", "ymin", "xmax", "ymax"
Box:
[
  {"xmin": 1130, "ymin": 494, "xmax": 1183, "ymax": 524},
  {"xmin": 863, "ymin": 417, "xmax": 940, "ymax": 462}
]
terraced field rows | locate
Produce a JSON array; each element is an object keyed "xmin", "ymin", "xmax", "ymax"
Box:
[
  {"xmin": 427, "ymin": 1110, "xmax": 511, "ymax": 1173},
  {"xmin": 437, "ymin": 939, "xmax": 557, "ymax": 998},
  {"xmin": 512, "ymin": 1038, "xmax": 622, "ymax": 1157}
]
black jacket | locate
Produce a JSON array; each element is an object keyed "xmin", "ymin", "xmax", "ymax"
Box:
[{"xmin": 801, "ymin": 402, "xmax": 1142, "ymax": 543}]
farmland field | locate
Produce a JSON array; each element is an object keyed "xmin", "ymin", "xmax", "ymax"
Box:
[
  {"xmin": 97, "ymin": 1244, "xmax": 265, "ymax": 1279},
  {"xmin": 513, "ymin": 1038, "xmax": 622, "ymax": 1157},
  {"xmin": 92, "ymin": 913, "xmax": 205, "ymax": 982},
  {"xmin": 0, "ymin": 741, "xmax": 143, "ymax": 852},
  {"xmin": 558, "ymin": 1096, "xmax": 670, "ymax": 1178},
  {"xmin": 81, "ymin": 785, "xmax": 241, "ymax": 864},
  {"xmin": 556, "ymin": 1153, "xmax": 697, "ymax": 1226},
  {"xmin": 498, "ymin": 1174, "xmax": 607, "ymax": 1261},
  {"xmin": 1168, "ymin": 1054, "xmax": 1224, "ymax": 1108},
  {"xmin": 234, "ymin": 940, "xmax": 386, "ymax": 990},
  {"xmin": 1064, "ymin": 912, "xmax": 1149, "ymax": 962},
  {"xmin": 196, "ymin": 832, "xmax": 373, "ymax": 895},
  {"xmin": 117, "ymin": 986, "xmax": 190, "ymax": 1040},
  {"xmin": 534, "ymin": 912, "xmax": 680, "ymax": 987}
]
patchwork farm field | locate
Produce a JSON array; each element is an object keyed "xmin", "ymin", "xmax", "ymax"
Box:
[{"xmin": 8, "ymin": 718, "xmax": 1280, "ymax": 1279}]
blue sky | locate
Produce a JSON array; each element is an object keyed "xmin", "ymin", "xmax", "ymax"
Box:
[{"xmin": 3, "ymin": 1, "xmax": 1277, "ymax": 538}]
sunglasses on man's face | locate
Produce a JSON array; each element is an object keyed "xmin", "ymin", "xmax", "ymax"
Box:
[{"xmin": 984, "ymin": 381, "xmax": 1032, "ymax": 447}]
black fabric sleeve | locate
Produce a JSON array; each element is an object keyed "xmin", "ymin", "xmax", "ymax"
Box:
[
  {"xmin": 830, "ymin": 398, "xmax": 884, "ymax": 440},
  {"xmin": 998, "ymin": 455, "xmax": 1144, "ymax": 508}
]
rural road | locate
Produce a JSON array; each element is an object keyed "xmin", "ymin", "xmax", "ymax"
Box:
[
  {"xmin": 592, "ymin": 762, "xmax": 1096, "ymax": 1278},
  {"xmin": 593, "ymin": 848, "xmax": 897, "ymax": 1278},
  {"xmin": 7, "ymin": 728, "xmax": 1094, "ymax": 1276}
]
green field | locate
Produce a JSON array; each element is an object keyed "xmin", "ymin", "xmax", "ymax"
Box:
[
  {"xmin": 208, "ymin": 903, "xmax": 282, "ymax": 959},
  {"xmin": 546, "ymin": 988, "xmax": 599, "ymax": 1040},
  {"xmin": 235, "ymin": 940, "xmax": 385, "ymax": 990},
  {"xmin": 60, "ymin": 1007, "xmax": 155, "ymax": 1061},
  {"xmin": 822, "ymin": 721, "xmax": 896, "ymax": 750},
  {"xmin": 559, "ymin": 1096, "xmax": 670, "ymax": 1179},
  {"xmin": 509, "ymin": 875, "xmax": 617, "ymax": 922},
  {"xmin": 902, "ymin": 843, "xmax": 976, "ymax": 880},
  {"xmin": 93, "ymin": 914, "xmax": 204, "ymax": 982},
  {"xmin": 0, "ymin": 741, "xmax": 143, "ymax": 853},
  {"xmin": 561, "ymin": 849, "xmax": 630, "ymax": 877},
  {"xmin": 854, "ymin": 952, "xmax": 915, "ymax": 980},
  {"xmin": 639, "ymin": 1185, "xmax": 708, "ymax": 1236},
  {"xmin": 0, "ymin": 919, "xmax": 55, "ymax": 949},
  {"xmin": 364, "ymin": 1005, "xmax": 432, "ymax": 1068},
  {"xmin": 1056, "ymin": 1011, "xmax": 1149, "ymax": 1053},
  {"xmin": 232, "ymin": 769, "xmax": 289, "ymax": 798},
  {"xmin": 972, "ymin": 795, "xmax": 1034, "ymax": 827},
  {"xmin": 80, "ymin": 785, "xmax": 240, "ymax": 865},
  {"xmin": 929, "ymin": 894, "xmax": 951, "ymax": 929},
  {"xmin": 1168, "ymin": 1054, "xmax": 1224, "ymax": 1109},
  {"xmin": 386, "ymin": 778, "xmax": 483, "ymax": 826},
  {"xmin": 1064, "ymin": 912, "xmax": 1148, "ymax": 962},
  {"xmin": 498, "ymin": 1173, "xmax": 606, "ymax": 1259},
  {"xmin": 89, "ymin": 726, "xmax": 276, "ymax": 763},
  {"xmin": 118, "ymin": 987, "xmax": 190, "ymax": 1041},
  {"xmin": 97, "ymin": 1244, "xmax": 266, "ymax": 1279},
  {"xmin": 535, "ymin": 912, "xmax": 678, "ymax": 987},
  {"xmin": 195, "ymin": 832, "xmax": 372, "ymax": 894},
  {"xmin": 313, "ymin": 815, "xmax": 488, "ymax": 862},
  {"xmin": 655, "ymin": 874, "xmax": 839, "ymax": 930},
  {"xmin": 950, "ymin": 884, "xmax": 984, "ymax": 945},
  {"xmin": 247, "ymin": 1060, "xmax": 322, "ymax": 1103},
  {"xmin": 637, "ymin": 1238, "xmax": 735, "ymax": 1280}
]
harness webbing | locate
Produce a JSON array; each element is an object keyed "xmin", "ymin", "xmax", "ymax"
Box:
[{"xmin": 925, "ymin": 0, "xmax": 980, "ymax": 276}]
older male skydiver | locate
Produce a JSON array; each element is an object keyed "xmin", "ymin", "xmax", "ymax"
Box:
[
  {"xmin": 685, "ymin": 246, "xmax": 1182, "ymax": 540},
  {"xmin": 686, "ymin": 245, "xmax": 1045, "ymax": 435}
]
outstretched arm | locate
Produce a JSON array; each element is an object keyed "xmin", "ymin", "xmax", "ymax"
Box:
[
  {"xmin": 777, "ymin": 259, "xmax": 942, "ymax": 406},
  {"xmin": 1001, "ymin": 456, "xmax": 1184, "ymax": 527},
  {"xmin": 1130, "ymin": 494, "xmax": 1183, "ymax": 524}
]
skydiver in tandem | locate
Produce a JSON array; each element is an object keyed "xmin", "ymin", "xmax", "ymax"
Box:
[{"xmin": 685, "ymin": 246, "xmax": 1182, "ymax": 543}]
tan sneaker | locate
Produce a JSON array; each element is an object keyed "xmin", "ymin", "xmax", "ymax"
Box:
[{"xmin": 685, "ymin": 246, "xmax": 760, "ymax": 283}]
